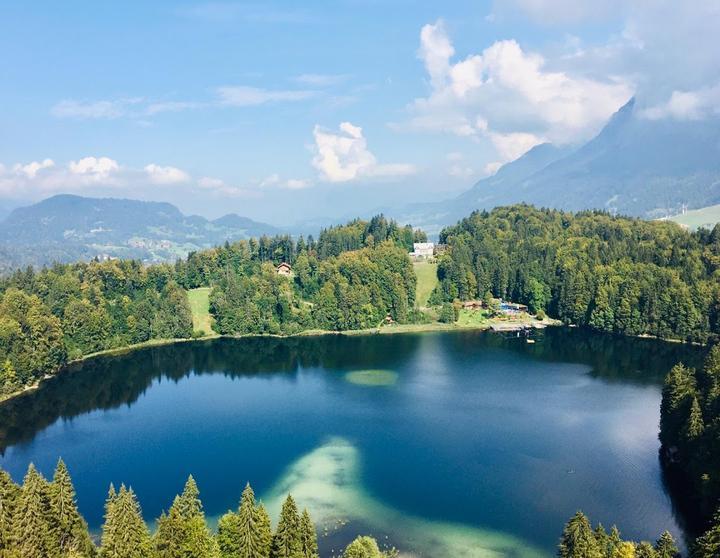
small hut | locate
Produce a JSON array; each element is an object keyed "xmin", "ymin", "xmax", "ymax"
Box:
[{"xmin": 276, "ymin": 262, "xmax": 292, "ymax": 276}]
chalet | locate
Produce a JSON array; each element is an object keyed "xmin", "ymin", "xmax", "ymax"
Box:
[
  {"xmin": 500, "ymin": 301, "xmax": 529, "ymax": 314},
  {"xmin": 409, "ymin": 242, "xmax": 435, "ymax": 259},
  {"xmin": 462, "ymin": 300, "xmax": 483, "ymax": 310},
  {"xmin": 276, "ymin": 262, "xmax": 292, "ymax": 276}
]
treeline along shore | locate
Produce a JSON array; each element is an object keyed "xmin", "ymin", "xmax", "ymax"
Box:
[{"xmin": 2, "ymin": 205, "xmax": 719, "ymax": 404}]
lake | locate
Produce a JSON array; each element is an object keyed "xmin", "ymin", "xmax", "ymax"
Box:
[{"xmin": 0, "ymin": 329, "xmax": 705, "ymax": 557}]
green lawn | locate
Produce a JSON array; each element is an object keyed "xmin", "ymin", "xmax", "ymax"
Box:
[
  {"xmin": 187, "ymin": 287, "xmax": 213, "ymax": 335},
  {"xmin": 413, "ymin": 260, "xmax": 438, "ymax": 308},
  {"xmin": 456, "ymin": 308, "xmax": 489, "ymax": 327},
  {"xmin": 668, "ymin": 204, "xmax": 720, "ymax": 230}
]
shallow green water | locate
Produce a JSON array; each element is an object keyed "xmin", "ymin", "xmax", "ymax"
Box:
[{"xmin": 0, "ymin": 329, "xmax": 704, "ymax": 556}]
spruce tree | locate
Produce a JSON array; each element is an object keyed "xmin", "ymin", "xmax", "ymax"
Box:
[
  {"xmin": 298, "ymin": 509, "xmax": 318, "ymax": 558},
  {"xmin": 341, "ymin": 536, "xmax": 384, "ymax": 558},
  {"xmin": 13, "ymin": 464, "xmax": 53, "ymax": 558},
  {"xmin": 217, "ymin": 509, "xmax": 241, "ymax": 558},
  {"xmin": 0, "ymin": 468, "xmax": 20, "ymax": 554},
  {"xmin": 654, "ymin": 531, "xmax": 678, "ymax": 558},
  {"xmin": 271, "ymin": 495, "xmax": 302, "ymax": 558},
  {"xmin": 256, "ymin": 503, "xmax": 272, "ymax": 558},
  {"xmin": 99, "ymin": 485, "xmax": 153, "ymax": 558},
  {"xmin": 234, "ymin": 483, "xmax": 265, "ymax": 558},
  {"xmin": 694, "ymin": 509, "xmax": 720, "ymax": 558},
  {"xmin": 154, "ymin": 477, "xmax": 217, "ymax": 558},
  {"xmin": 558, "ymin": 512, "xmax": 602, "ymax": 558},
  {"xmin": 684, "ymin": 397, "xmax": 705, "ymax": 440},
  {"xmin": 48, "ymin": 458, "xmax": 95, "ymax": 557},
  {"xmin": 636, "ymin": 541, "xmax": 658, "ymax": 558},
  {"xmin": 613, "ymin": 541, "xmax": 637, "ymax": 558}
]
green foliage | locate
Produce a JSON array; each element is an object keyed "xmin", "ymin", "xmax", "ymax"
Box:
[
  {"xmin": 49, "ymin": 458, "xmax": 94, "ymax": 557},
  {"xmin": 217, "ymin": 483, "xmax": 269, "ymax": 558},
  {"xmin": 340, "ymin": 536, "xmax": 396, "ymax": 558},
  {"xmin": 559, "ymin": 513, "xmax": 674, "ymax": 558},
  {"xmin": 100, "ymin": 485, "xmax": 152, "ymax": 558},
  {"xmin": 435, "ymin": 205, "xmax": 720, "ymax": 342},
  {"xmin": 271, "ymin": 495, "xmax": 302, "ymax": 558},
  {"xmin": 558, "ymin": 512, "xmax": 602, "ymax": 558},
  {"xmin": 660, "ymin": 347, "xmax": 720, "ymax": 524},
  {"xmin": 13, "ymin": 464, "xmax": 53, "ymax": 558},
  {"xmin": 298, "ymin": 509, "xmax": 318, "ymax": 558},
  {"xmin": 694, "ymin": 509, "xmax": 720, "ymax": 557},
  {"xmin": 0, "ymin": 469, "xmax": 19, "ymax": 553}
]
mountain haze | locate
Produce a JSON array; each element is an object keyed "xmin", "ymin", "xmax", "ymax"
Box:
[
  {"xmin": 0, "ymin": 194, "xmax": 279, "ymax": 270},
  {"xmin": 406, "ymin": 98, "xmax": 720, "ymax": 231}
]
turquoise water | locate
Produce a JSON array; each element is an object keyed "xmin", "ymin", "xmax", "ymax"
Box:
[{"xmin": 0, "ymin": 329, "xmax": 703, "ymax": 556}]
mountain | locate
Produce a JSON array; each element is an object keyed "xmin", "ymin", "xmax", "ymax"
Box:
[
  {"xmin": 0, "ymin": 194, "xmax": 280, "ymax": 271},
  {"xmin": 405, "ymin": 97, "xmax": 720, "ymax": 232}
]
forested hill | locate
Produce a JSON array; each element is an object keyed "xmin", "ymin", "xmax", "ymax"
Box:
[
  {"xmin": 432, "ymin": 205, "xmax": 720, "ymax": 343},
  {"xmin": 0, "ymin": 194, "xmax": 279, "ymax": 270},
  {"xmin": 0, "ymin": 214, "xmax": 419, "ymax": 399}
]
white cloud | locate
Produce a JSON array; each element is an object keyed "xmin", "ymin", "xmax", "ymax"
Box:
[
  {"xmin": 641, "ymin": 83, "xmax": 720, "ymax": 120},
  {"xmin": 312, "ymin": 122, "xmax": 416, "ymax": 183},
  {"xmin": 144, "ymin": 164, "xmax": 191, "ymax": 184},
  {"xmin": 197, "ymin": 176, "xmax": 260, "ymax": 198},
  {"xmin": 51, "ymin": 98, "xmax": 143, "ymax": 119},
  {"xmin": 145, "ymin": 101, "xmax": 205, "ymax": 115},
  {"xmin": 68, "ymin": 156, "xmax": 119, "ymax": 179},
  {"xmin": 217, "ymin": 86, "xmax": 316, "ymax": 106},
  {"xmin": 400, "ymin": 20, "xmax": 633, "ymax": 164},
  {"xmin": 12, "ymin": 159, "xmax": 55, "ymax": 179}
]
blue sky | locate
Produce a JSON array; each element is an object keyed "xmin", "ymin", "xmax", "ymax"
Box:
[{"xmin": 1, "ymin": 1, "xmax": 718, "ymax": 224}]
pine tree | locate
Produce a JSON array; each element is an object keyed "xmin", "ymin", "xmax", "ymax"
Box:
[
  {"xmin": 271, "ymin": 495, "xmax": 302, "ymax": 558},
  {"xmin": 13, "ymin": 464, "xmax": 53, "ymax": 558},
  {"xmin": 0, "ymin": 468, "xmax": 20, "ymax": 554},
  {"xmin": 217, "ymin": 509, "xmax": 241, "ymax": 558},
  {"xmin": 100, "ymin": 485, "xmax": 153, "ymax": 558},
  {"xmin": 174, "ymin": 476, "xmax": 202, "ymax": 520},
  {"xmin": 558, "ymin": 512, "xmax": 602, "ymax": 558},
  {"xmin": 635, "ymin": 541, "xmax": 657, "ymax": 558},
  {"xmin": 154, "ymin": 477, "xmax": 217, "ymax": 558},
  {"xmin": 48, "ymin": 458, "xmax": 95, "ymax": 557},
  {"xmin": 684, "ymin": 397, "xmax": 705, "ymax": 440},
  {"xmin": 298, "ymin": 509, "xmax": 318, "ymax": 558},
  {"xmin": 613, "ymin": 541, "xmax": 637, "ymax": 558},
  {"xmin": 654, "ymin": 531, "xmax": 678, "ymax": 558},
  {"xmin": 256, "ymin": 503, "xmax": 272, "ymax": 558},
  {"xmin": 694, "ymin": 509, "xmax": 720, "ymax": 558}
]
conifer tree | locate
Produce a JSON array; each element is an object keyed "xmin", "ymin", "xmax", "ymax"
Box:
[
  {"xmin": 694, "ymin": 509, "xmax": 720, "ymax": 558},
  {"xmin": 48, "ymin": 458, "xmax": 95, "ymax": 557},
  {"xmin": 613, "ymin": 541, "xmax": 637, "ymax": 558},
  {"xmin": 558, "ymin": 512, "xmax": 602, "ymax": 558},
  {"xmin": 684, "ymin": 397, "xmax": 705, "ymax": 440},
  {"xmin": 256, "ymin": 503, "xmax": 272, "ymax": 558},
  {"xmin": 298, "ymin": 509, "xmax": 318, "ymax": 558},
  {"xmin": 217, "ymin": 509, "xmax": 242, "ymax": 558},
  {"xmin": 341, "ymin": 536, "xmax": 384, "ymax": 558},
  {"xmin": 13, "ymin": 464, "xmax": 53, "ymax": 558},
  {"xmin": 154, "ymin": 477, "xmax": 217, "ymax": 558},
  {"xmin": 100, "ymin": 485, "xmax": 153, "ymax": 558},
  {"xmin": 0, "ymin": 469, "xmax": 20, "ymax": 554},
  {"xmin": 271, "ymin": 495, "xmax": 302, "ymax": 558},
  {"xmin": 229, "ymin": 483, "xmax": 266, "ymax": 558},
  {"xmin": 654, "ymin": 531, "xmax": 678, "ymax": 558},
  {"xmin": 635, "ymin": 541, "xmax": 657, "ymax": 558}
]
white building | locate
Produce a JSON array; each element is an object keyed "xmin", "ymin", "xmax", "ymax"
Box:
[{"xmin": 410, "ymin": 242, "xmax": 434, "ymax": 259}]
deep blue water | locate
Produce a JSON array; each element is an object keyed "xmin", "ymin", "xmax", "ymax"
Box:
[{"xmin": 0, "ymin": 329, "xmax": 704, "ymax": 556}]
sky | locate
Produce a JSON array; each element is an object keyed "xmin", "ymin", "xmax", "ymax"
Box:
[{"xmin": 1, "ymin": 1, "xmax": 719, "ymax": 225}]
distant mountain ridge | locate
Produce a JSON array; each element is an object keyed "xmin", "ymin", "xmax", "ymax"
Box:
[
  {"xmin": 0, "ymin": 194, "xmax": 279, "ymax": 271},
  {"xmin": 404, "ymin": 97, "xmax": 720, "ymax": 231}
]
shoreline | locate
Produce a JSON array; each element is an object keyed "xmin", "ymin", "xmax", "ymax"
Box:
[
  {"xmin": 0, "ymin": 316, "xmax": 553, "ymax": 406},
  {"xmin": 1, "ymin": 314, "xmax": 700, "ymax": 406}
]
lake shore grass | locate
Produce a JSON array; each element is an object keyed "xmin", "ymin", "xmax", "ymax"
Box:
[{"xmin": 188, "ymin": 287, "xmax": 214, "ymax": 334}]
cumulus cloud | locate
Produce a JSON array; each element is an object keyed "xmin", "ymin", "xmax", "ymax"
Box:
[
  {"xmin": 402, "ymin": 20, "xmax": 632, "ymax": 157},
  {"xmin": 217, "ymin": 86, "xmax": 316, "ymax": 106},
  {"xmin": 68, "ymin": 156, "xmax": 120, "ymax": 180},
  {"xmin": 144, "ymin": 164, "xmax": 191, "ymax": 184},
  {"xmin": 641, "ymin": 83, "xmax": 720, "ymax": 121},
  {"xmin": 312, "ymin": 122, "xmax": 416, "ymax": 183},
  {"xmin": 13, "ymin": 159, "xmax": 55, "ymax": 178}
]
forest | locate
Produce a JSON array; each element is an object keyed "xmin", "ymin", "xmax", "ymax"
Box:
[
  {"xmin": 432, "ymin": 205, "xmax": 720, "ymax": 343},
  {"xmin": 0, "ymin": 460, "xmax": 397, "ymax": 558},
  {"xmin": 0, "ymin": 215, "xmax": 418, "ymax": 399},
  {"xmin": 660, "ymin": 345, "xmax": 720, "ymax": 531}
]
